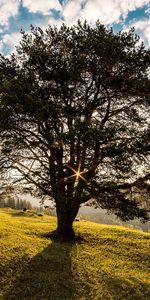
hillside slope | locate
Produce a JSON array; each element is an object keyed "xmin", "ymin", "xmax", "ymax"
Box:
[{"xmin": 0, "ymin": 208, "xmax": 150, "ymax": 300}]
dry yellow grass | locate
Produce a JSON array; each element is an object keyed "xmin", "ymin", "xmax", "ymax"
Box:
[{"xmin": 0, "ymin": 208, "xmax": 150, "ymax": 300}]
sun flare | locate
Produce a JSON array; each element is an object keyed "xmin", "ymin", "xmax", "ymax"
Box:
[{"xmin": 66, "ymin": 164, "xmax": 87, "ymax": 182}]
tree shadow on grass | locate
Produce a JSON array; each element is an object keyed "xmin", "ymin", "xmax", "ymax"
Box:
[
  {"xmin": 9, "ymin": 211, "xmax": 37, "ymax": 218},
  {"xmin": 4, "ymin": 235, "xmax": 76, "ymax": 300}
]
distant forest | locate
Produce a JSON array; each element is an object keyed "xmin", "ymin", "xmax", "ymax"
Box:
[{"xmin": 0, "ymin": 195, "xmax": 33, "ymax": 210}]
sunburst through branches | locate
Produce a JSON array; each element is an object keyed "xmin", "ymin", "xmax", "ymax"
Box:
[{"xmin": 66, "ymin": 164, "xmax": 87, "ymax": 182}]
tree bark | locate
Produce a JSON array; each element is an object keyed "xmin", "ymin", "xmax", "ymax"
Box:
[{"xmin": 55, "ymin": 202, "xmax": 80, "ymax": 240}]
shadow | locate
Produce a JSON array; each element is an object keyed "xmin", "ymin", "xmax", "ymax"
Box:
[
  {"xmin": 9, "ymin": 211, "xmax": 36, "ymax": 218},
  {"xmin": 4, "ymin": 236, "xmax": 76, "ymax": 300},
  {"xmin": 2, "ymin": 230, "xmax": 149, "ymax": 299}
]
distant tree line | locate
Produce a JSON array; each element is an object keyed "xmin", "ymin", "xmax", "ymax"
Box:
[{"xmin": 0, "ymin": 194, "xmax": 33, "ymax": 210}]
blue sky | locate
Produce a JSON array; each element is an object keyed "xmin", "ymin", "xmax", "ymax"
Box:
[{"xmin": 0, "ymin": 0, "xmax": 149, "ymax": 55}]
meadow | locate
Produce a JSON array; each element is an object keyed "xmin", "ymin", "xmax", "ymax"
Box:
[{"xmin": 0, "ymin": 208, "xmax": 150, "ymax": 300}]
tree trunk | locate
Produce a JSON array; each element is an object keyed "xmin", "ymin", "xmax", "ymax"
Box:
[{"xmin": 55, "ymin": 202, "xmax": 79, "ymax": 240}]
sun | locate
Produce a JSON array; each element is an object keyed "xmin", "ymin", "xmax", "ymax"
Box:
[{"xmin": 66, "ymin": 164, "xmax": 87, "ymax": 182}]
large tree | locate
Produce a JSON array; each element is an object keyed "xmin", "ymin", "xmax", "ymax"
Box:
[{"xmin": 0, "ymin": 21, "xmax": 150, "ymax": 238}]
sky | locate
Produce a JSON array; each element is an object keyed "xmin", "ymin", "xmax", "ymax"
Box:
[{"xmin": 0, "ymin": 0, "xmax": 149, "ymax": 55}]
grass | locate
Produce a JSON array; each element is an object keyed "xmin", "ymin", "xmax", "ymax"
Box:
[{"xmin": 0, "ymin": 208, "xmax": 150, "ymax": 300}]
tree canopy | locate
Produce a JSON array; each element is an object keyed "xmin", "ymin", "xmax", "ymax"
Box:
[{"xmin": 0, "ymin": 21, "xmax": 150, "ymax": 238}]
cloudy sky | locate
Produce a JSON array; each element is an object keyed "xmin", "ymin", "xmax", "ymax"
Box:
[{"xmin": 0, "ymin": 0, "xmax": 149, "ymax": 55}]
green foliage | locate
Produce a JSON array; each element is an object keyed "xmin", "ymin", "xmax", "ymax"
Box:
[{"xmin": 0, "ymin": 208, "xmax": 150, "ymax": 300}]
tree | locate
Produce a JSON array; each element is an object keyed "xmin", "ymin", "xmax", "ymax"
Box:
[{"xmin": 0, "ymin": 21, "xmax": 150, "ymax": 239}]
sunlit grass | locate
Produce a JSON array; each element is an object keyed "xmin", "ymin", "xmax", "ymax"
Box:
[{"xmin": 0, "ymin": 208, "xmax": 150, "ymax": 300}]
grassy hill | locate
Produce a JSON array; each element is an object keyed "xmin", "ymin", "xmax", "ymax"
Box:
[{"xmin": 0, "ymin": 208, "xmax": 150, "ymax": 300}]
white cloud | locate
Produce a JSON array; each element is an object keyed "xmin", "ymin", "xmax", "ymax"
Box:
[
  {"xmin": 48, "ymin": 17, "xmax": 63, "ymax": 28},
  {"xmin": 0, "ymin": 40, "xmax": 3, "ymax": 52},
  {"xmin": 22, "ymin": 0, "xmax": 62, "ymax": 14},
  {"xmin": 79, "ymin": 0, "xmax": 121, "ymax": 25},
  {"xmin": 1, "ymin": 32, "xmax": 22, "ymax": 53},
  {"xmin": 61, "ymin": 0, "xmax": 149, "ymax": 25},
  {"xmin": 62, "ymin": 0, "xmax": 82, "ymax": 24},
  {"xmin": 0, "ymin": 0, "xmax": 149, "ymax": 55},
  {"xmin": 119, "ymin": 0, "xmax": 149, "ymax": 16},
  {"xmin": 0, "ymin": 0, "xmax": 149, "ymax": 30},
  {"xmin": 0, "ymin": 0, "xmax": 20, "ymax": 27},
  {"xmin": 113, "ymin": 1, "xmax": 148, "ymax": 22},
  {"xmin": 128, "ymin": 18, "xmax": 150, "ymax": 45},
  {"xmin": 48, "ymin": 0, "xmax": 150, "ymax": 45}
]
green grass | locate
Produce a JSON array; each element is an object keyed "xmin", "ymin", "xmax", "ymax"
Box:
[{"xmin": 0, "ymin": 208, "xmax": 150, "ymax": 300}]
